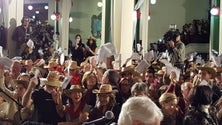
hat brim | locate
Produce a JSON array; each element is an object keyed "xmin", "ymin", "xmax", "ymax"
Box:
[
  {"xmin": 41, "ymin": 79, "xmax": 61, "ymax": 87},
  {"xmin": 197, "ymin": 67, "xmax": 216, "ymax": 78},
  {"xmin": 92, "ymin": 89, "xmax": 118, "ymax": 94}
]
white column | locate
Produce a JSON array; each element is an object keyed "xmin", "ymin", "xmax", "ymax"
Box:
[
  {"xmin": 140, "ymin": 0, "xmax": 149, "ymax": 52},
  {"xmin": 101, "ymin": 0, "xmax": 106, "ymax": 45},
  {"xmin": 5, "ymin": 0, "xmax": 24, "ymax": 58},
  {"xmin": 48, "ymin": 0, "xmax": 55, "ymax": 26},
  {"xmin": 219, "ymin": 0, "xmax": 222, "ymax": 54},
  {"xmin": 59, "ymin": 0, "xmax": 71, "ymax": 56},
  {"xmin": 113, "ymin": 0, "xmax": 134, "ymax": 65}
]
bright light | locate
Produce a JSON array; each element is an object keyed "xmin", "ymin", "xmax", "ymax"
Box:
[
  {"xmin": 69, "ymin": 17, "xmax": 73, "ymax": 22},
  {"xmin": 51, "ymin": 14, "xmax": 56, "ymax": 20},
  {"xmin": 148, "ymin": 16, "xmax": 151, "ymax": 20},
  {"xmin": 28, "ymin": 5, "xmax": 33, "ymax": 10},
  {"xmin": 35, "ymin": 11, "xmax": 40, "ymax": 14},
  {"xmin": 150, "ymin": 0, "xmax": 156, "ymax": 4},
  {"xmin": 32, "ymin": 16, "xmax": 35, "ymax": 19},
  {"xmin": 97, "ymin": 2, "xmax": 103, "ymax": 7},
  {"xmin": 133, "ymin": 11, "xmax": 137, "ymax": 20},
  {"xmin": 210, "ymin": 7, "xmax": 220, "ymax": 16},
  {"xmin": 44, "ymin": 5, "xmax": 48, "ymax": 10},
  {"xmin": 0, "ymin": 8, "xmax": 1, "ymax": 13}
]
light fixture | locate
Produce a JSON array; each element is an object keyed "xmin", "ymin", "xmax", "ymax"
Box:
[
  {"xmin": 0, "ymin": 8, "xmax": 1, "ymax": 13},
  {"xmin": 44, "ymin": 5, "xmax": 49, "ymax": 10},
  {"xmin": 150, "ymin": 0, "xmax": 156, "ymax": 5},
  {"xmin": 32, "ymin": 16, "xmax": 35, "ymax": 19},
  {"xmin": 28, "ymin": 5, "xmax": 33, "ymax": 10},
  {"xmin": 210, "ymin": 7, "xmax": 220, "ymax": 16},
  {"xmin": 69, "ymin": 17, "xmax": 73, "ymax": 22},
  {"xmin": 35, "ymin": 11, "xmax": 40, "ymax": 14},
  {"xmin": 51, "ymin": 14, "xmax": 56, "ymax": 20},
  {"xmin": 97, "ymin": 2, "xmax": 103, "ymax": 7}
]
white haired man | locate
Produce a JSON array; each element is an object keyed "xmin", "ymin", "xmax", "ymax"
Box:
[{"xmin": 118, "ymin": 96, "xmax": 163, "ymax": 125}]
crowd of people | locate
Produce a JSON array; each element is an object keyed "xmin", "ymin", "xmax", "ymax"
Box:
[{"xmin": 0, "ymin": 16, "xmax": 222, "ymax": 125}]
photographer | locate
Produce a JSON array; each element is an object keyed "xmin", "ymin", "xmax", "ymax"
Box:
[{"xmin": 165, "ymin": 30, "xmax": 185, "ymax": 71}]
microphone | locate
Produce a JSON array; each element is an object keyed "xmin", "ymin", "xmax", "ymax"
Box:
[{"xmin": 82, "ymin": 111, "xmax": 114, "ymax": 125}]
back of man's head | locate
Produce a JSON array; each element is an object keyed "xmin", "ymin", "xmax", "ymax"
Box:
[{"xmin": 118, "ymin": 96, "xmax": 163, "ymax": 125}]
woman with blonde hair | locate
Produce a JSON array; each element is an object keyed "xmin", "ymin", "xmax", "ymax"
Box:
[{"xmin": 159, "ymin": 93, "xmax": 183, "ymax": 125}]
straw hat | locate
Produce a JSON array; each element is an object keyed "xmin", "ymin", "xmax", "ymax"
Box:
[
  {"xmin": 197, "ymin": 64, "xmax": 216, "ymax": 78},
  {"xmin": 44, "ymin": 61, "xmax": 58, "ymax": 69},
  {"xmin": 93, "ymin": 84, "xmax": 118, "ymax": 94},
  {"xmin": 64, "ymin": 85, "xmax": 87, "ymax": 97},
  {"xmin": 66, "ymin": 61, "xmax": 80, "ymax": 70},
  {"xmin": 41, "ymin": 71, "xmax": 61, "ymax": 87},
  {"xmin": 88, "ymin": 36, "xmax": 96, "ymax": 41}
]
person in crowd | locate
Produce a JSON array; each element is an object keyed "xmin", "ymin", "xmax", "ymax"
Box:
[
  {"xmin": 116, "ymin": 78, "xmax": 132, "ymax": 107},
  {"xmin": 81, "ymin": 71, "xmax": 98, "ymax": 107},
  {"xmin": 178, "ymin": 82, "xmax": 193, "ymax": 114},
  {"xmin": 189, "ymin": 68, "xmax": 198, "ymax": 83},
  {"xmin": 167, "ymin": 30, "xmax": 185, "ymax": 70},
  {"xmin": 22, "ymin": 71, "xmax": 64, "ymax": 125},
  {"xmin": 183, "ymin": 85, "xmax": 219, "ymax": 125},
  {"xmin": 89, "ymin": 84, "xmax": 120, "ymax": 125},
  {"xmin": 159, "ymin": 93, "xmax": 183, "ymax": 125},
  {"xmin": 131, "ymin": 82, "xmax": 148, "ymax": 97},
  {"xmin": 71, "ymin": 34, "xmax": 86, "ymax": 66},
  {"xmin": 197, "ymin": 65, "xmax": 221, "ymax": 104},
  {"xmin": 0, "ymin": 95, "xmax": 10, "ymax": 125},
  {"xmin": 102, "ymin": 69, "xmax": 119, "ymax": 88},
  {"xmin": 215, "ymin": 97, "xmax": 222, "ymax": 125},
  {"xmin": 0, "ymin": 64, "xmax": 30, "ymax": 124},
  {"xmin": 118, "ymin": 96, "xmax": 163, "ymax": 125},
  {"xmin": 85, "ymin": 36, "xmax": 98, "ymax": 58},
  {"xmin": 12, "ymin": 16, "xmax": 30, "ymax": 56},
  {"xmin": 58, "ymin": 85, "xmax": 91, "ymax": 125},
  {"xmin": 68, "ymin": 61, "xmax": 82, "ymax": 86},
  {"xmin": 165, "ymin": 71, "xmax": 182, "ymax": 97},
  {"xmin": 94, "ymin": 67, "xmax": 106, "ymax": 84},
  {"xmin": 144, "ymin": 67, "xmax": 155, "ymax": 87}
]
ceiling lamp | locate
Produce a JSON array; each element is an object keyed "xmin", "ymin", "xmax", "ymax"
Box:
[
  {"xmin": 44, "ymin": 5, "xmax": 49, "ymax": 10},
  {"xmin": 35, "ymin": 11, "xmax": 40, "ymax": 14},
  {"xmin": 28, "ymin": 5, "xmax": 33, "ymax": 10}
]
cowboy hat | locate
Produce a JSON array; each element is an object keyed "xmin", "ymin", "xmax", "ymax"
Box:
[
  {"xmin": 65, "ymin": 61, "xmax": 80, "ymax": 70},
  {"xmin": 44, "ymin": 61, "xmax": 58, "ymax": 69},
  {"xmin": 93, "ymin": 84, "xmax": 118, "ymax": 94},
  {"xmin": 41, "ymin": 71, "xmax": 61, "ymax": 87},
  {"xmin": 64, "ymin": 85, "xmax": 87, "ymax": 97},
  {"xmin": 197, "ymin": 64, "xmax": 216, "ymax": 78}
]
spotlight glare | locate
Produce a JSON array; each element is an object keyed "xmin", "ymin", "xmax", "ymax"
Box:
[
  {"xmin": 97, "ymin": 2, "xmax": 103, "ymax": 7},
  {"xmin": 51, "ymin": 14, "xmax": 56, "ymax": 20},
  {"xmin": 35, "ymin": 11, "xmax": 40, "ymax": 14},
  {"xmin": 44, "ymin": 5, "xmax": 49, "ymax": 10},
  {"xmin": 69, "ymin": 17, "xmax": 73, "ymax": 22},
  {"xmin": 28, "ymin": 5, "xmax": 33, "ymax": 10}
]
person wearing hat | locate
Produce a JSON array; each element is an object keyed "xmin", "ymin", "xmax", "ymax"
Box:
[
  {"xmin": 88, "ymin": 84, "xmax": 120, "ymax": 125},
  {"xmin": 197, "ymin": 65, "xmax": 221, "ymax": 104},
  {"xmin": 0, "ymin": 64, "xmax": 30, "ymax": 124},
  {"xmin": 85, "ymin": 36, "xmax": 98, "ymax": 58},
  {"xmin": 22, "ymin": 71, "xmax": 64, "ymax": 124},
  {"xmin": 44, "ymin": 61, "xmax": 59, "ymax": 72},
  {"xmin": 58, "ymin": 85, "xmax": 91, "ymax": 125}
]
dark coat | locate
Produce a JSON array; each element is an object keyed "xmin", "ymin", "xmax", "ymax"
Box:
[{"xmin": 183, "ymin": 106, "xmax": 219, "ymax": 125}]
